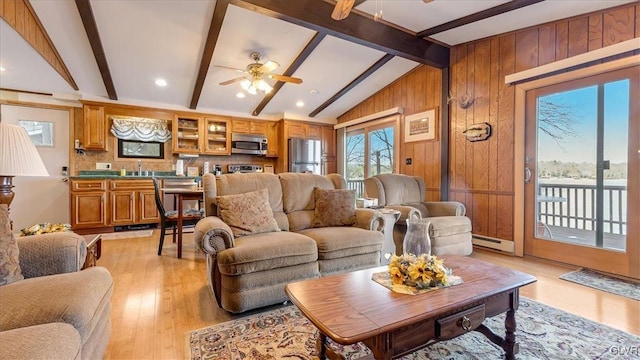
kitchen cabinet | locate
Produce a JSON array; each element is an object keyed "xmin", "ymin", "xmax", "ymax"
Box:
[
  {"xmin": 109, "ymin": 180, "xmax": 160, "ymax": 225},
  {"xmin": 320, "ymin": 126, "xmax": 336, "ymax": 174},
  {"xmin": 70, "ymin": 180, "xmax": 107, "ymax": 229},
  {"xmin": 172, "ymin": 116, "xmax": 201, "ymax": 154},
  {"xmin": 83, "ymin": 104, "xmax": 107, "ymax": 150},
  {"xmin": 284, "ymin": 121, "xmax": 321, "ymax": 140},
  {"xmin": 266, "ymin": 121, "xmax": 279, "ymax": 157},
  {"xmin": 202, "ymin": 117, "xmax": 230, "ymax": 155},
  {"xmin": 231, "ymin": 119, "xmax": 267, "ymax": 135}
]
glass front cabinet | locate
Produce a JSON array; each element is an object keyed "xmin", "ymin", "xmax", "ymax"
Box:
[
  {"xmin": 202, "ymin": 117, "xmax": 230, "ymax": 155},
  {"xmin": 172, "ymin": 116, "xmax": 230, "ymax": 155}
]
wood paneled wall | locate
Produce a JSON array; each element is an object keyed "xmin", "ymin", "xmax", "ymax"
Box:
[
  {"xmin": 338, "ymin": 2, "xmax": 639, "ymax": 242},
  {"xmin": 338, "ymin": 66, "xmax": 444, "ymax": 201},
  {"xmin": 451, "ymin": 3, "xmax": 639, "ymax": 242}
]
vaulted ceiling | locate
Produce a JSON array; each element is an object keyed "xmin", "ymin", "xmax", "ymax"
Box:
[{"xmin": 1, "ymin": 0, "xmax": 635, "ymax": 123}]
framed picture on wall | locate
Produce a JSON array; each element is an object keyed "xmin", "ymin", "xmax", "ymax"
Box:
[{"xmin": 404, "ymin": 108, "xmax": 438, "ymax": 142}]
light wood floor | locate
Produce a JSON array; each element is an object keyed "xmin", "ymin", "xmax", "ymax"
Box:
[{"xmin": 100, "ymin": 230, "xmax": 639, "ymax": 360}]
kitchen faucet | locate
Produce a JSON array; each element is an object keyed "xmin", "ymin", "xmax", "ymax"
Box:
[{"xmin": 137, "ymin": 160, "xmax": 142, "ymax": 176}]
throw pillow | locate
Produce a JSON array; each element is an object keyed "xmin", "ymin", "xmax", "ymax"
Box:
[
  {"xmin": 216, "ymin": 189, "xmax": 280, "ymax": 237},
  {"xmin": 312, "ymin": 188, "xmax": 357, "ymax": 228},
  {"xmin": 0, "ymin": 205, "xmax": 24, "ymax": 286}
]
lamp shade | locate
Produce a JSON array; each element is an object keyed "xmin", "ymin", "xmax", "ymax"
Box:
[{"xmin": 0, "ymin": 123, "xmax": 49, "ymax": 176}]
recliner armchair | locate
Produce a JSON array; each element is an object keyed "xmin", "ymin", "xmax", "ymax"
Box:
[{"xmin": 364, "ymin": 173, "xmax": 473, "ymax": 256}]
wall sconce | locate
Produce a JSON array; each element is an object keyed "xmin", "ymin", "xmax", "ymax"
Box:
[
  {"xmin": 447, "ymin": 92, "xmax": 475, "ymax": 109},
  {"xmin": 463, "ymin": 122, "xmax": 492, "ymax": 142}
]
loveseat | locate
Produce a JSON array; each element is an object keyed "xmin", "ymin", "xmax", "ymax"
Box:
[
  {"xmin": 194, "ymin": 172, "xmax": 384, "ymax": 313},
  {"xmin": 364, "ymin": 173, "xmax": 473, "ymax": 256},
  {"xmin": 0, "ymin": 205, "xmax": 113, "ymax": 360}
]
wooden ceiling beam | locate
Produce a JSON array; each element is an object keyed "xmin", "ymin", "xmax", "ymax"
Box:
[
  {"xmin": 417, "ymin": 0, "xmax": 545, "ymax": 37},
  {"xmin": 1, "ymin": 0, "xmax": 78, "ymax": 91},
  {"xmin": 75, "ymin": 0, "xmax": 117, "ymax": 100},
  {"xmin": 252, "ymin": 32, "xmax": 326, "ymax": 116},
  {"xmin": 189, "ymin": 0, "xmax": 229, "ymax": 109},
  {"xmin": 309, "ymin": 53, "xmax": 394, "ymax": 118},
  {"xmin": 231, "ymin": 0, "xmax": 449, "ymax": 68}
]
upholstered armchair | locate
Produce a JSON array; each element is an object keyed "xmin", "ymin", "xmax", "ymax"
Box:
[
  {"xmin": 0, "ymin": 205, "xmax": 113, "ymax": 360},
  {"xmin": 364, "ymin": 173, "xmax": 473, "ymax": 256}
]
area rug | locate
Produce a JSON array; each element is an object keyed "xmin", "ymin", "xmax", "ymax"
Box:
[
  {"xmin": 187, "ymin": 297, "xmax": 640, "ymax": 360},
  {"xmin": 101, "ymin": 230, "xmax": 154, "ymax": 240},
  {"xmin": 560, "ymin": 268, "xmax": 640, "ymax": 301}
]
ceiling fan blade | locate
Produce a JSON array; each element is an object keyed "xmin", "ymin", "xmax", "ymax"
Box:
[
  {"xmin": 258, "ymin": 60, "xmax": 279, "ymax": 74},
  {"xmin": 268, "ymin": 74, "xmax": 303, "ymax": 84},
  {"xmin": 219, "ymin": 76, "xmax": 247, "ymax": 86},
  {"xmin": 423, "ymin": 0, "xmax": 433, "ymax": 2},
  {"xmin": 213, "ymin": 65, "xmax": 247, "ymax": 73},
  {"xmin": 332, "ymin": 0, "xmax": 355, "ymax": 20}
]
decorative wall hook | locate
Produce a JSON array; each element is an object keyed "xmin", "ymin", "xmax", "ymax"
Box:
[
  {"xmin": 463, "ymin": 122, "xmax": 491, "ymax": 142},
  {"xmin": 447, "ymin": 92, "xmax": 475, "ymax": 109}
]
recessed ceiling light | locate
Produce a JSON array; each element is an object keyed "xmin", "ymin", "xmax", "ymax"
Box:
[
  {"xmin": 236, "ymin": 92, "xmax": 245, "ymax": 98},
  {"xmin": 296, "ymin": 101, "xmax": 304, "ymax": 107},
  {"xmin": 155, "ymin": 79, "xmax": 167, "ymax": 87},
  {"xmin": 309, "ymin": 89, "xmax": 319, "ymax": 95},
  {"xmin": 0, "ymin": 66, "xmax": 5, "ymax": 72}
]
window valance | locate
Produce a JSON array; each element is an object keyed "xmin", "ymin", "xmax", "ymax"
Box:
[{"xmin": 110, "ymin": 116, "xmax": 171, "ymax": 143}]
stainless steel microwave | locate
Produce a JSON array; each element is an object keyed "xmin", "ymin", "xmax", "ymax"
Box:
[{"xmin": 231, "ymin": 133, "xmax": 267, "ymax": 155}]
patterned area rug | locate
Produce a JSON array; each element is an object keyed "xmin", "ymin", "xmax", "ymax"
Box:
[
  {"xmin": 101, "ymin": 230, "xmax": 154, "ymax": 240},
  {"xmin": 560, "ymin": 268, "xmax": 640, "ymax": 301},
  {"xmin": 187, "ymin": 297, "xmax": 640, "ymax": 360}
]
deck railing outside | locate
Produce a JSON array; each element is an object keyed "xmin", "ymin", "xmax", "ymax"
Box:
[
  {"xmin": 538, "ymin": 183, "xmax": 627, "ymax": 235},
  {"xmin": 347, "ymin": 179, "xmax": 365, "ymax": 198}
]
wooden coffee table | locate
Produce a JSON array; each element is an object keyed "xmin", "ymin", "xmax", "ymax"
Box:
[{"xmin": 285, "ymin": 255, "xmax": 536, "ymax": 360}]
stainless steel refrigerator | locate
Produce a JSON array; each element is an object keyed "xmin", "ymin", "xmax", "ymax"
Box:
[{"xmin": 288, "ymin": 138, "xmax": 321, "ymax": 174}]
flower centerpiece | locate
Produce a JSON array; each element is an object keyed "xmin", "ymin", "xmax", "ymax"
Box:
[
  {"xmin": 388, "ymin": 253, "xmax": 452, "ymax": 289},
  {"xmin": 20, "ymin": 223, "xmax": 71, "ymax": 236}
]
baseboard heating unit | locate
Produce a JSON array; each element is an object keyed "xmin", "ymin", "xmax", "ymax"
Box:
[{"xmin": 472, "ymin": 235, "xmax": 514, "ymax": 254}]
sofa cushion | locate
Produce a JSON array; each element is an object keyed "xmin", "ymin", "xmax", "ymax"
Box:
[
  {"xmin": 312, "ymin": 188, "xmax": 357, "ymax": 228},
  {"xmin": 217, "ymin": 231, "xmax": 318, "ymax": 276},
  {"xmin": 298, "ymin": 226, "xmax": 383, "ymax": 260},
  {"xmin": 216, "ymin": 189, "xmax": 281, "ymax": 238},
  {"xmin": 428, "ymin": 216, "xmax": 472, "ymax": 237},
  {"xmin": 0, "ymin": 204, "xmax": 23, "ymax": 286},
  {"xmin": 0, "ymin": 267, "xmax": 113, "ymax": 344}
]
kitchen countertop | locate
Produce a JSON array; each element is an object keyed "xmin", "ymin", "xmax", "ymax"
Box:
[{"xmin": 71, "ymin": 170, "xmax": 202, "ymax": 180}]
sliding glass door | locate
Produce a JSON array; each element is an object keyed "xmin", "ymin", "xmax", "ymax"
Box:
[{"xmin": 524, "ymin": 66, "xmax": 639, "ymax": 278}]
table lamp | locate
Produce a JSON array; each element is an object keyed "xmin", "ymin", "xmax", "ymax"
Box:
[{"xmin": 0, "ymin": 123, "xmax": 49, "ymax": 213}]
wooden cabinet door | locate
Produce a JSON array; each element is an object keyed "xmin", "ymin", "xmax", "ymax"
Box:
[
  {"xmin": 110, "ymin": 190, "xmax": 135, "ymax": 225},
  {"xmin": 322, "ymin": 158, "xmax": 337, "ymax": 175},
  {"xmin": 266, "ymin": 122, "xmax": 279, "ymax": 157},
  {"xmin": 231, "ymin": 120, "xmax": 250, "ymax": 133},
  {"xmin": 83, "ymin": 105, "xmax": 107, "ymax": 150},
  {"xmin": 138, "ymin": 190, "xmax": 160, "ymax": 222},
  {"xmin": 321, "ymin": 126, "xmax": 336, "ymax": 157},
  {"xmin": 173, "ymin": 116, "xmax": 201, "ymax": 153},
  {"xmin": 250, "ymin": 121, "xmax": 267, "ymax": 135},
  {"xmin": 305, "ymin": 124, "xmax": 321, "ymax": 139},
  {"xmin": 71, "ymin": 192, "xmax": 107, "ymax": 228},
  {"xmin": 287, "ymin": 123, "xmax": 305, "ymax": 138}
]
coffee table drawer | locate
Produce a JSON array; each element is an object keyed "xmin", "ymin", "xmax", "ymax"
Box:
[{"xmin": 436, "ymin": 304, "xmax": 485, "ymax": 340}]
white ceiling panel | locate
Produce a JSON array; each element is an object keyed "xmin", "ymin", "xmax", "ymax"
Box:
[
  {"xmin": 30, "ymin": 0, "xmax": 106, "ymax": 98},
  {"xmin": 0, "ymin": 20, "xmax": 73, "ymax": 95},
  {"xmin": 90, "ymin": 0, "xmax": 215, "ymax": 106},
  {"xmin": 355, "ymin": 0, "xmax": 510, "ymax": 33},
  {"xmin": 432, "ymin": 0, "xmax": 639, "ymax": 45},
  {"xmin": 263, "ymin": 35, "xmax": 387, "ymax": 120},
  {"xmin": 198, "ymin": 4, "xmax": 316, "ymax": 117},
  {"xmin": 322, "ymin": 57, "xmax": 419, "ymax": 119}
]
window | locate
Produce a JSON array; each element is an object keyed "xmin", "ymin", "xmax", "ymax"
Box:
[
  {"xmin": 345, "ymin": 116, "xmax": 399, "ymax": 197},
  {"xmin": 117, "ymin": 139, "xmax": 164, "ymax": 159},
  {"xmin": 19, "ymin": 120, "xmax": 54, "ymax": 147}
]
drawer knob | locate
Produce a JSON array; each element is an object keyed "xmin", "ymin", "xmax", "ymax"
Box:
[{"xmin": 460, "ymin": 316, "xmax": 472, "ymax": 331}]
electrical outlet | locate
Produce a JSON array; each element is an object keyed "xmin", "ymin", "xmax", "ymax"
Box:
[{"xmin": 96, "ymin": 162, "xmax": 112, "ymax": 170}]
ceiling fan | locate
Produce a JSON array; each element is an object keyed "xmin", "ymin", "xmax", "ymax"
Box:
[
  {"xmin": 216, "ymin": 52, "xmax": 302, "ymax": 94},
  {"xmin": 331, "ymin": 0, "xmax": 433, "ymax": 21}
]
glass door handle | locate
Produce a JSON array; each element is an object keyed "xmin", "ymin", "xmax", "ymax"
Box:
[{"xmin": 524, "ymin": 167, "xmax": 532, "ymax": 183}]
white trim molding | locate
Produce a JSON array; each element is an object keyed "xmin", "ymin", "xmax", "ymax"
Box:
[
  {"xmin": 333, "ymin": 107, "xmax": 403, "ymax": 129},
  {"xmin": 505, "ymin": 38, "xmax": 640, "ymax": 85}
]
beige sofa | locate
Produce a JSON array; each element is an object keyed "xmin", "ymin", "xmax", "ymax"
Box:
[
  {"xmin": 0, "ymin": 205, "xmax": 113, "ymax": 360},
  {"xmin": 364, "ymin": 173, "xmax": 473, "ymax": 256},
  {"xmin": 194, "ymin": 172, "xmax": 384, "ymax": 313}
]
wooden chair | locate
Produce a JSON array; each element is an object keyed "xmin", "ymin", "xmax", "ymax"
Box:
[{"xmin": 152, "ymin": 178, "xmax": 203, "ymax": 255}]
